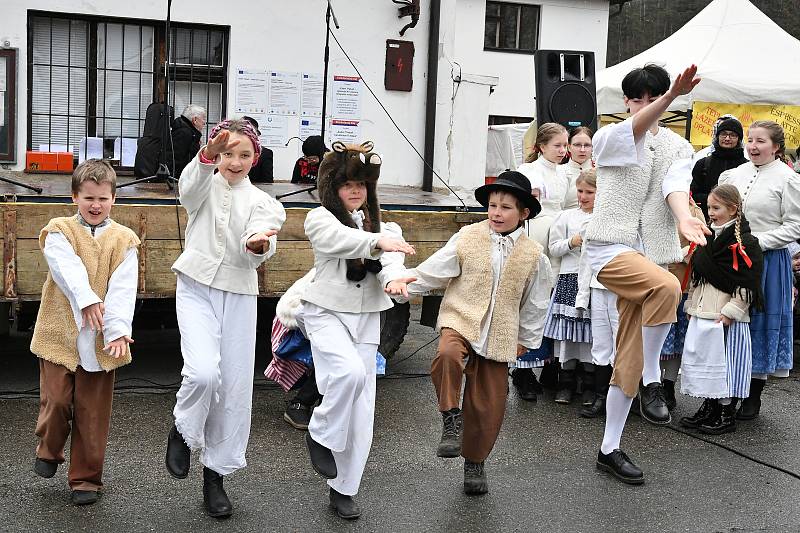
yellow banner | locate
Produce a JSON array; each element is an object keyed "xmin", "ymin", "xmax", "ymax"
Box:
[{"xmin": 690, "ymin": 101, "xmax": 800, "ymax": 149}]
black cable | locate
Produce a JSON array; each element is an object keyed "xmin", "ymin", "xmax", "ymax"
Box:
[
  {"xmin": 666, "ymin": 423, "xmax": 800, "ymax": 481},
  {"xmin": 385, "ymin": 333, "xmax": 440, "ymax": 368},
  {"xmin": 327, "ymin": 30, "xmax": 468, "ymax": 211}
]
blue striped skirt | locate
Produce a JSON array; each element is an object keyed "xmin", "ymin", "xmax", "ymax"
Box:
[
  {"xmin": 750, "ymin": 248, "xmax": 794, "ymax": 375},
  {"xmin": 543, "ymin": 273, "xmax": 592, "ymax": 343},
  {"xmin": 661, "ymin": 293, "xmax": 689, "ymax": 360},
  {"xmin": 517, "ymin": 337, "xmax": 553, "ymax": 368},
  {"xmin": 726, "ymin": 320, "xmax": 752, "ymax": 398}
]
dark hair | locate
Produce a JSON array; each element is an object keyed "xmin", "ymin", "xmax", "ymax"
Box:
[
  {"xmin": 568, "ymin": 126, "xmax": 594, "ymax": 143},
  {"xmin": 621, "ymin": 64, "xmax": 670, "ymax": 99},
  {"xmin": 302, "ymin": 135, "xmax": 328, "ymax": 159}
]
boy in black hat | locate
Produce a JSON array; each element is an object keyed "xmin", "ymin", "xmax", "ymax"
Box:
[{"xmin": 387, "ymin": 170, "xmax": 554, "ymax": 495}]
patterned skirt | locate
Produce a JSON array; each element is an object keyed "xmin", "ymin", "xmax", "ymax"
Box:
[
  {"xmin": 543, "ymin": 273, "xmax": 592, "ymax": 343},
  {"xmin": 750, "ymin": 249, "xmax": 794, "ymax": 375},
  {"xmin": 661, "ymin": 292, "xmax": 689, "ymax": 360}
]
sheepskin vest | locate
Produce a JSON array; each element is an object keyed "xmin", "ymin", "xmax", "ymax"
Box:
[
  {"xmin": 437, "ymin": 221, "xmax": 540, "ymax": 363},
  {"xmin": 586, "ymin": 127, "xmax": 695, "ymax": 265},
  {"xmin": 30, "ymin": 216, "xmax": 140, "ymax": 372}
]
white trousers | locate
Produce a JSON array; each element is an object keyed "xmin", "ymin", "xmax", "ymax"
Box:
[
  {"xmin": 590, "ymin": 288, "xmax": 618, "ymax": 366},
  {"xmin": 173, "ymin": 274, "xmax": 257, "ymax": 476},
  {"xmin": 299, "ymin": 305, "xmax": 377, "ymax": 496}
]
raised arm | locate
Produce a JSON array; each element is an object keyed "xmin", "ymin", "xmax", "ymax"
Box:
[{"xmin": 631, "ymin": 64, "xmax": 700, "ymax": 140}]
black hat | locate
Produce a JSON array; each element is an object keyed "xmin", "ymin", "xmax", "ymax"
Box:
[
  {"xmin": 475, "ymin": 170, "xmax": 541, "ymax": 220},
  {"xmin": 242, "ymin": 116, "xmax": 261, "ymax": 135},
  {"xmin": 715, "ymin": 117, "xmax": 743, "ymax": 142}
]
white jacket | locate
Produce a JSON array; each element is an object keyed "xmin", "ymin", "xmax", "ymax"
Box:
[
  {"xmin": 301, "ymin": 207, "xmax": 406, "ymax": 314},
  {"xmin": 172, "ymin": 152, "xmax": 286, "ymax": 295}
]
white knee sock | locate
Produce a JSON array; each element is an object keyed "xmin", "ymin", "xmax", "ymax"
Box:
[
  {"xmin": 642, "ymin": 323, "xmax": 671, "ymax": 385},
  {"xmin": 660, "ymin": 357, "xmax": 681, "ymax": 382},
  {"xmin": 600, "ymin": 386, "xmax": 633, "ymax": 454}
]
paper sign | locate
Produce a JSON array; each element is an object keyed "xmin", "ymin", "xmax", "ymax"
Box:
[
  {"xmin": 235, "ymin": 68, "xmax": 268, "ymax": 114},
  {"xmin": 691, "ymin": 101, "xmax": 800, "ymax": 148},
  {"xmin": 301, "ymin": 73, "xmax": 324, "ymax": 117},
  {"xmin": 78, "ymin": 137, "xmax": 104, "ymax": 163},
  {"xmin": 261, "ymin": 115, "xmax": 289, "ymax": 147},
  {"xmin": 332, "ymin": 76, "xmax": 362, "ymax": 120},
  {"xmin": 38, "ymin": 144, "xmax": 74, "ymax": 153},
  {"xmin": 299, "ymin": 117, "xmax": 322, "ymax": 140},
  {"xmin": 268, "ymin": 71, "xmax": 301, "ymax": 116},
  {"xmin": 114, "ymin": 137, "xmax": 138, "ymax": 167},
  {"xmin": 329, "ymin": 119, "xmax": 360, "ymax": 144}
]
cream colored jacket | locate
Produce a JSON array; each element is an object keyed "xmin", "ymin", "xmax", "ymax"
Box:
[
  {"xmin": 685, "ymin": 281, "xmax": 751, "ymax": 323},
  {"xmin": 301, "ymin": 207, "xmax": 406, "ymax": 313},
  {"xmin": 172, "ymin": 152, "xmax": 286, "ymax": 295}
]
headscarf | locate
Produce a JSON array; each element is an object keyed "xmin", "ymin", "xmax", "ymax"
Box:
[{"xmin": 209, "ymin": 119, "xmax": 262, "ymax": 164}]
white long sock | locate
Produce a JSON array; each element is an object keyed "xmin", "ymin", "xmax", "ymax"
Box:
[
  {"xmin": 600, "ymin": 385, "xmax": 633, "ymax": 454},
  {"xmin": 642, "ymin": 323, "xmax": 671, "ymax": 385},
  {"xmin": 660, "ymin": 357, "xmax": 680, "ymax": 382}
]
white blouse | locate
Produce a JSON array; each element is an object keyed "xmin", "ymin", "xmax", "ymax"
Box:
[
  {"xmin": 517, "ymin": 157, "xmax": 570, "ymax": 218},
  {"xmin": 562, "ymin": 159, "xmax": 593, "ymax": 211},
  {"xmin": 548, "ymin": 208, "xmax": 593, "ymax": 274},
  {"xmin": 719, "ymin": 158, "xmax": 800, "ymax": 251}
]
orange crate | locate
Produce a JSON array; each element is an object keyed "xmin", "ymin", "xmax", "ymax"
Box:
[
  {"xmin": 56, "ymin": 152, "xmax": 74, "ymax": 172},
  {"xmin": 26, "ymin": 151, "xmax": 58, "ymax": 171}
]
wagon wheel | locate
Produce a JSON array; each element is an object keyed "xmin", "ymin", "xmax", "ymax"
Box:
[{"xmin": 379, "ymin": 301, "xmax": 411, "ymax": 359}]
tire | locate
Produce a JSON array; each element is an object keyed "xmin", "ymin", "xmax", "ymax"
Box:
[{"xmin": 379, "ymin": 301, "xmax": 410, "ymax": 359}]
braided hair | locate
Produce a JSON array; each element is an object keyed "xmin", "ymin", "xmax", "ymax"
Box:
[
  {"xmin": 708, "ymin": 184, "xmax": 743, "ymax": 246},
  {"xmin": 209, "ymin": 118, "xmax": 262, "ymax": 164}
]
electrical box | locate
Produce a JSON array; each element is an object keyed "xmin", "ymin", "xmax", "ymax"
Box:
[{"xmin": 385, "ymin": 40, "xmax": 414, "ymax": 92}]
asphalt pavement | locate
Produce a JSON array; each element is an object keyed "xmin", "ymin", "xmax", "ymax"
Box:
[{"xmin": 1, "ymin": 307, "xmax": 799, "ymax": 533}]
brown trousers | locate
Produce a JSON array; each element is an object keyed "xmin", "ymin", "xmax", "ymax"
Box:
[
  {"xmin": 431, "ymin": 328, "xmax": 509, "ymax": 463},
  {"xmin": 597, "ymin": 251, "xmax": 681, "ymax": 397},
  {"xmin": 35, "ymin": 359, "xmax": 116, "ymax": 491}
]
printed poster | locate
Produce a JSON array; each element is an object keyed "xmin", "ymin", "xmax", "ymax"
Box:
[
  {"xmin": 301, "ymin": 73, "xmax": 324, "ymax": 117},
  {"xmin": 235, "ymin": 68, "xmax": 268, "ymax": 114},
  {"xmin": 331, "ymin": 76, "xmax": 362, "ymax": 121},
  {"xmin": 268, "ymin": 71, "xmax": 301, "ymax": 116}
]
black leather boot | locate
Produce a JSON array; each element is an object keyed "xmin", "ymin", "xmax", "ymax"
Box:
[
  {"xmin": 580, "ymin": 365, "xmax": 612, "ymax": 418},
  {"xmin": 512, "ymin": 368, "xmax": 539, "ymax": 402},
  {"xmin": 554, "ymin": 368, "xmax": 576, "ymax": 404},
  {"xmin": 463, "ymin": 460, "xmax": 489, "ymax": 495},
  {"xmin": 700, "ymin": 401, "xmax": 737, "ymax": 435},
  {"xmin": 638, "ymin": 382, "xmax": 671, "ymax": 425},
  {"xmin": 680, "ymin": 398, "xmax": 718, "ymax": 429},
  {"xmin": 662, "ymin": 379, "xmax": 677, "ymax": 411},
  {"xmin": 165, "ymin": 425, "xmax": 191, "ymax": 479},
  {"xmin": 436, "ymin": 408, "xmax": 463, "ymax": 458},
  {"xmin": 306, "ymin": 433, "xmax": 337, "ymax": 479},
  {"xmin": 737, "ymin": 378, "xmax": 765, "ymax": 420},
  {"xmin": 329, "ymin": 488, "xmax": 362, "ymax": 519},
  {"xmin": 203, "ymin": 467, "xmax": 233, "ymax": 518}
]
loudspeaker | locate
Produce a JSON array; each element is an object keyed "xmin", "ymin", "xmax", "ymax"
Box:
[{"xmin": 534, "ymin": 50, "xmax": 597, "ymax": 132}]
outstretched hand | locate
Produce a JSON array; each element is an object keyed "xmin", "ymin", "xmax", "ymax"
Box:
[
  {"xmin": 668, "ymin": 64, "xmax": 701, "ymax": 98},
  {"xmin": 377, "ymin": 237, "xmax": 416, "ymax": 255},
  {"xmin": 678, "ymin": 216, "xmax": 711, "ymax": 246},
  {"xmin": 385, "ymin": 277, "xmax": 417, "ymax": 298},
  {"xmin": 246, "ymin": 230, "xmax": 279, "ymax": 253},
  {"xmin": 103, "ymin": 335, "xmax": 134, "ymax": 358},
  {"xmin": 203, "ymin": 130, "xmax": 240, "ymax": 160}
]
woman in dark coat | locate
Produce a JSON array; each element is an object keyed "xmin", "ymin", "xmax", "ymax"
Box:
[{"xmin": 691, "ymin": 116, "xmax": 748, "ymax": 221}]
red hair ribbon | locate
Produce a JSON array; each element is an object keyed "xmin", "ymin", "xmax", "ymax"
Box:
[{"xmin": 729, "ymin": 243, "xmax": 753, "ymax": 271}]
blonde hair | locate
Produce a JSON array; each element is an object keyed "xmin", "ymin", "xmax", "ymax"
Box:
[
  {"xmin": 708, "ymin": 184, "xmax": 744, "ymax": 247},
  {"xmin": 71, "ymin": 159, "xmax": 117, "ymax": 195},
  {"xmin": 575, "ymin": 168, "xmax": 596, "ymax": 189},
  {"xmin": 748, "ymin": 120, "xmax": 786, "ymax": 161},
  {"xmin": 525, "ymin": 122, "xmax": 567, "ymax": 163}
]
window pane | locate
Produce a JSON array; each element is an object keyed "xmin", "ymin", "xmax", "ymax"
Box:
[
  {"xmin": 519, "ymin": 6, "xmax": 539, "ymax": 51},
  {"xmin": 98, "ymin": 23, "xmax": 124, "ymax": 70},
  {"xmin": 50, "ymin": 19, "xmax": 71, "ymax": 67},
  {"xmin": 141, "ymin": 27, "xmax": 155, "ymax": 72},
  {"xmin": 209, "ymin": 31, "xmax": 224, "ymax": 66},
  {"xmin": 49, "ymin": 67, "xmax": 70, "ymax": 115},
  {"xmin": 123, "ymin": 25, "xmax": 141, "ymax": 70},
  {"xmin": 69, "ymin": 68, "xmax": 88, "ymax": 118},
  {"xmin": 484, "ymin": 19, "xmax": 498, "ymax": 48},
  {"xmin": 499, "ymin": 4, "xmax": 518, "ymax": 49},
  {"xmin": 486, "ymin": 2, "xmax": 500, "ymax": 17},
  {"xmin": 70, "ymin": 20, "xmax": 88, "ymax": 67},
  {"xmin": 31, "ymin": 17, "xmax": 52, "ymax": 65}
]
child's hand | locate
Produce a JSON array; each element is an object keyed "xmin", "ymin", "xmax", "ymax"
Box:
[
  {"xmin": 516, "ymin": 344, "xmax": 527, "ymax": 357},
  {"xmin": 715, "ymin": 315, "xmax": 732, "ymax": 326},
  {"xmin": 246, "ymin": 230, "xmax": 279, "ymax": 253},
  {"xmin": 81, "ymin": 302, "xmax": 105, "ymax": 331},
  {"xmin": 569, "ymin": 234, "xmax": 583, "ymax": 248},
  {"xmin": 103, "ymin": 335, "xmax": 134, "ymax": 358},
  {"xmin": 203, "ymin": 130, "xmax": 240, "ymax": 160},
  {"xmin": 377, "ymin": 237, "xmax": 416, "ymax": 255},
  {"xmin": 385, "ymin": 277, "xmax": 417, "ymax": 298}
]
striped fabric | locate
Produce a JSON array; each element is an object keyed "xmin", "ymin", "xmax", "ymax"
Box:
[
  {"xmin": 543, "ymin": 274, "xmax": 592, "ymax": 343},
  {"xmin": 726, "ymin": 320, "xmax": 752, "ymax": 399},
  {"xmin": 264, "ymin": 356, "xmax": 308, "ymax": 392},
  {"xmin": 271, "ymin": 316, "xmax": 290, "ymax": 354}
]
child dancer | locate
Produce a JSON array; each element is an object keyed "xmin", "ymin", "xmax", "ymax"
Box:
[
  {"xmin": 31, "ymin": 160, "xmax": 139, "ymax": 506},
  {"xmin": 680, "ymin": 185, "xmax": 763, "ymax": 434},
  {"xmin": 298, "ymin": 141, "xmax": 414, "ymax": 520},
  {"xmin": 165, "ymin": 119, "xmax": 286, "ymax": 518},
  {"xmin": 545, "ymin": 170, "xmax": 596, "ymax": 404},
  {"xmin": 389, "ymin": 170, "xmax": 553, "ymax": 495}
]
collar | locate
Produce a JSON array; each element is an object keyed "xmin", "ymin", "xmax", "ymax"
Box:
[
  {"xmin": 490, "ymin": 224, "xmax": 524, "ymax": 243},
  {"xmin": 75, "ymin": 213, "xmax": 111, "ymax": 236},
  {"xmin": 710, "ymin": 219, "xmax": 736, "ymax": 234},
  {"xmin": 753, "ymin": 158, "xmax": 782, "ymax": 170},
  {"xmin": 350, "ymin": 209, "xmax": 365, "ymax": 230},
  {"xmin": 537, "ymin": 157, "xmax": 559, "ymax": 170}
]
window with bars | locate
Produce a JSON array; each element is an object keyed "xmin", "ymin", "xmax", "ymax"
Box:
[
  {"xmin": 28, "ymin": 12, "xmax": 228, "ymax": 166},
  {"xmin": 484, "ymin": 2, "xmax": 540, "ymax": 53}
]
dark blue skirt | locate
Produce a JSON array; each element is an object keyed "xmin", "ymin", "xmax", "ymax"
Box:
[
  {"xmin": 750, "ymin": 248, "xmax": 794, "ymax": 375},
  {"xmin": 661, "ymin": 292, "xmax": 689, "ymax": 360}
]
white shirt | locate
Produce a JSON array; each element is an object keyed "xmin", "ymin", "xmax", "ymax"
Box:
[
  {"xmin": 405, "ymin": 225, "xmax": 554, "ymax": 354},
  {"xmin": 548, "ymin": 208, "xmax": 593, "ymax": 274},
  {"xmin": 719, "ymin": 158, "xmax": 800, "ymax": 251},
  {"xmin": 586, "ymin": 118, "xmax": 694, "ymax": 275},
  {"xmin": 517, "ymin": 157, "xmax": 570, "ymax": 217},
  {"xmin": 42, "ymin": 221, "xmax": 138, "ymax": 372},
  {"xmin": 562, "ymin": 159, "xmax": 593, "ymax": 211}
]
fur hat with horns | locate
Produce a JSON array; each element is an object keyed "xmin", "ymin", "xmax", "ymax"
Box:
[{"xmin": 317, "ymin": 140, "xmax": 384, "ymax": 281}]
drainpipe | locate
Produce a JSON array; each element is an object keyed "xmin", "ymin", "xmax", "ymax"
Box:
[{"xmin": 422, "ymin": 0, "xmax": 441, "ymax": 192}]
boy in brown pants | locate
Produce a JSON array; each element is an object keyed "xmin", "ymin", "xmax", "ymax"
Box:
[
  {"xmin": 388, "ymin": 171, "xmax": 553, "ymax": 494},
  {"xmin": 30, "ymin": 159, "xmax": 139, "ymax": 505}
]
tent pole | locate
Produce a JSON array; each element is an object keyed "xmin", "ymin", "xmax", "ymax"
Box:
[{"xmin": 684, "ymin": 108, "xmax": 693, "ymax": 141}]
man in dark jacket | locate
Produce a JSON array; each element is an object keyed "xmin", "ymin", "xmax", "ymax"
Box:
[{"xmin": 169, "ymin": 104, "xmax": 205, "ymax": 179}]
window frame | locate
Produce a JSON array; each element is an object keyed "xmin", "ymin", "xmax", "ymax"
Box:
[
  {"xmin": 0, "ymin": 48, "xmax": 18, "ymax": 163},
  {"xmin": 483, "ymin": 1, "xmax": 541, "ymax": 55}
]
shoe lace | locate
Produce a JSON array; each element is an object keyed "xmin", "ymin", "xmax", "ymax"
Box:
[
  {"xmin": 464, "ymin": 461, "xmax": 484, "ymax": 476},
  {"xmin": 442, "ymin": 411, "xmax": 462, "ymax": 438},
  {"xmin": 649, "ymin": 384, "xmax": 667, "ymax": 405}
]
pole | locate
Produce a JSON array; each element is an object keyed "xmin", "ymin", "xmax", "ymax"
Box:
[
  {"xmin": 320, "ymin": 4, "xmax": 332, "ymax": 141},
  {"xmin": 422, "ymin": 0, "xmax": 441, "ymax": 192}
]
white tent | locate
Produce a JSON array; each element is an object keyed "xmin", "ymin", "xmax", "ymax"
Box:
[{"xmin": 596, "ymin": 0, "xmax": 800, "ymax": 114}]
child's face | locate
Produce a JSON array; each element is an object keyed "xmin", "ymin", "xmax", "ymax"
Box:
[
  {"xmin": 576, "ymin": 182, "xmax": 596, "ymax": 212},
  {"xmin": 707, "ymin": 194, "xmax": 737, "ymax": 225},
  {"xmin": 72, "ymin": 181, "xmax": 115, "ymax": 225},
  {"xmin": 487, "ymin": 191, "xmax": 529, "ymax": 234},
  {"xmin": 746, "ymin": 127, "xmax": 779, "ymax": 166},
  {"xmin": 539, "ymin": 133, "xmax": 569, "ymax": 164},
  {"xmin": 338, "ymin": 180, "xmax": 367, "ymax": 212},
  {"xmin": 217, "ymin": 132, "xmax": 255, "ymax": 183},
  {"xmin": 624, "ymin": 91, "xmax": 660, "ymax": 115},
  {"xmin": 569, "ymin": 133, "xmax": 593, "ymax": 164}
]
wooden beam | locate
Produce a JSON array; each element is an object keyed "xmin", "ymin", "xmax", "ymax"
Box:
[
  {"xmin": 138, "ymin": 212, "xmax": 147, "ymax": 293},
  {"xmin": 3, "ymin": 210, "xmax": 17, "ymax": 299}
]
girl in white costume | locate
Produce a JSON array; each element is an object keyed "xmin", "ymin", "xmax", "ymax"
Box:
[
  {"xmin": 562, "ymin": 126, "xmax": 594, "ymax": 210},
  {"xmin": 298, "ymin": 141, "xmax": 414, "ymax": 520},
  {"xmin": 165, "ymin": 119, "xmax": 286, "ymax": 518}
]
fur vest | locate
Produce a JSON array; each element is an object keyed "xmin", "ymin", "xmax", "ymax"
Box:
[
  {"xmin": 437, "ymin": 220, "xmax": 540, "ymax": 363},
  {"xmin": 586, "ymin": 127, "xmax": 694, "ymax": 265}
]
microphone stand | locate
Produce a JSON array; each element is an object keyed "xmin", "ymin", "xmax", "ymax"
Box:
[{"xmin": 276, "ymin": 0, "xmax": 339, "ymax": 201}]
